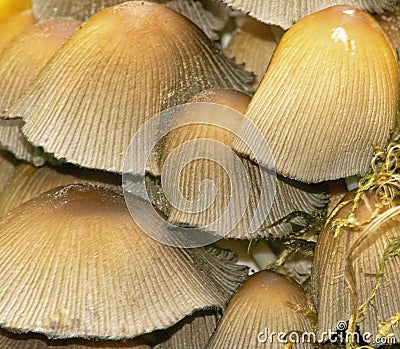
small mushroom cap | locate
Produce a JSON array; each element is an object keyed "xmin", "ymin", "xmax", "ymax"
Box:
[
  {"xmin": 234, "ymin": 5, "xmax": 399, "ymax": 182},
  {"xmin": 0, "ymin": 184, "xmax": 247, "ymax": 339},
  {"xmin": 0, "ymin": 10, "xmax": 35, "ymax": 51},
  {"xmin": 7, "ymin": 1, "xmax": 252, "ymax": 173},
  {"xmin": 0, "ymin": 329, "xmax": 150, "ymax": 348},
  {"xmin": 218, "ymin": 0, "xmax": 396, "ymax": 29},
  {"xmin": 312, "ymin": 189, "xmax": 400, "ymax": 342},
  {"xmin": 206, "ymin": 270, "xmax": 314, "ymax": 349}
]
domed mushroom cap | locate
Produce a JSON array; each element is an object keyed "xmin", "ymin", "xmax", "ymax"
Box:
[
  {"xmin": 312, "ymin": 189, "xmax": 400, "ymax": 343},
  {"xmin": 0, "ymin": 150, "xmax": 16, "ymax": 193},
  {"xmin": 7, "ymin": 1, "xmax": 252, "ymax": 173},
  {"xmin": 0, "ymin": 184, "xmax": 247, "ymax": 339},
  {"xmin": 234, "ymin": 5, "xmax": 399, "ymax": 183},
  {"xmin": 0, "ymin": 10, "xmax": 34, "ymax": 51},
  {"xmin": 206, "ymin": 270, "xmax": 314, "ymax": 349},
  {"xmin": 150, "ymin": 91, "xmax": 328, "ymax": 239},
  {"xmin": 0, "ymin": 18, "xmax": 80, "ymax": 165},
  {"xmin": 218, "ymin": 0, "xmax": 396, "ymax": 29},
  {"xmin": 0, "ymin": 329, "xmax": 150, "ymax": 348}
]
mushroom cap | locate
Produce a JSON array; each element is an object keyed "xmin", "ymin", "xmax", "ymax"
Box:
[
  {"xmin": 0, "ymin": 329, "xmax": 150, "ymax": 348},
  {"xmin": 218, "ymin": 0, "xmax": 396, "ymax": 29},
  {"xmin": 233, "ymin": 5, "xmax": 400, "ymax": 182},
  {"xmin": 0, "ymin": 18, "xmax": 80, "ymax": 113},
  {"xmin": 7, "ymin": 1, "xmax": 252, "ymax": 173},
  {"xmin": 0, "ymin": 18, "xmax": 80, "ymax": 165},
  {"xmin": 312, "ymin": 189, "xmax": 400, "ymax": 342},
  {"xmin": 206, "ymin": 270, "xmax": 314, "ymax": 349},
  {"xmin": 0, "ymin": 184, "xmax": 247, "ymax": 339},
  {"xmin": 0, "ymin": 10, "xmax": 34, "ymax": 51}
]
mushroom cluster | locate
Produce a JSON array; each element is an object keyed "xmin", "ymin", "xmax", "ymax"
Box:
[{"xmin": 0, "ymin": 0, "xmax": 399, "ymax": 348}]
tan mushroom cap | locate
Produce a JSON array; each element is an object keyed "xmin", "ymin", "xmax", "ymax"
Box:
[
  {"xmin": 206, "ymin": 270, "xmax": 314, "ymax": 349},
  {"xmin": 0, "ymin": 10, "xmax": 34, "ymax": 51},
  {"xmin": 0, "ymin": 329, "xmax": 150, "ymax": 348},
  {"xmin": 0, "ymin": 150, "xmax": 16, "ymax": 193},
  {"xmin": 218, "ymin": 0, "xmax": 395, "ymax": 29},
  {"xmin": 0, "ymin": 18, "xmax": 80, "ymax": 165},
  {"xmin": 225, "ymin": 17, "xmax": 279, "ymax": 88},
  {"xmin": 312, "ymin": 189, "xmax": 400, "ymax": 342},
  {"xmin": 0, "ymin": 184, "xmax": 247, "ymax": 339},
  {"xmin": 7, "ymin": 1, "xmax": 252, "ymax": 173},
  {"xmin": 0, "ymin": 163, "xmax": 120, "ymax": 216},
  {"xmin": 233, "ymin": 5, "xmax": 399, "ymax": 183},
  {"xmin": 151, "ymin": 90, "xmax": 328, "ymax": 239}
]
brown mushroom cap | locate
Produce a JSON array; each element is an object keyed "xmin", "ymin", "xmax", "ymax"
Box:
[
  {"xmin": 233, "ymin": 5, "xmax": 399, "ymax": 183},
  {"xmin": 312, "ymin": 189, "xmax": 400, "ymax": 342},
  {"xmin": 217, "ymin": 0, "xmax": 396, "ymax": 29},
  {"xmin": 0, "ymin": 184, "xmax": 247, "ymax": 339},
  {"xmin": 7, "ymin": 1, "xmax": 252, "ymax": 173},
  {"xmin": 206, "ymin": 270, "xmax": 314, "ymax": 349}
]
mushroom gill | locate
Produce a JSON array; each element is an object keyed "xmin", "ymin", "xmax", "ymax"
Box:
[
  {"xmin": 149, "ymin": 90, "xmax": 328, "ymax": 239},
  {"xmin": 0, "ymin": 329, "xmax": 151, "ymax": 348},
  {"xmin": 218, "ymin": 0, "xmax": 396, "ymax": 29},
  {"xmin": 0, "ymin": 184, "xmax": 247, "ymax": 339},
  {"xmin": 0, "ymin": 18, "xmax": 81, "ymax": 165},
  {"xmin": 312, "ymin": 188, "xmax": 400, "ymax": 343},
  {"xmin": 6, "ymin": 1, "xmax": 252, "ymax": 173},
  {"xmin": 233, "ymin": 5, "xmax": 399, "ymax": 183},
  {"xmin": 205, "ymin": 270, "xmax": 314, "ymax": 349}
]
